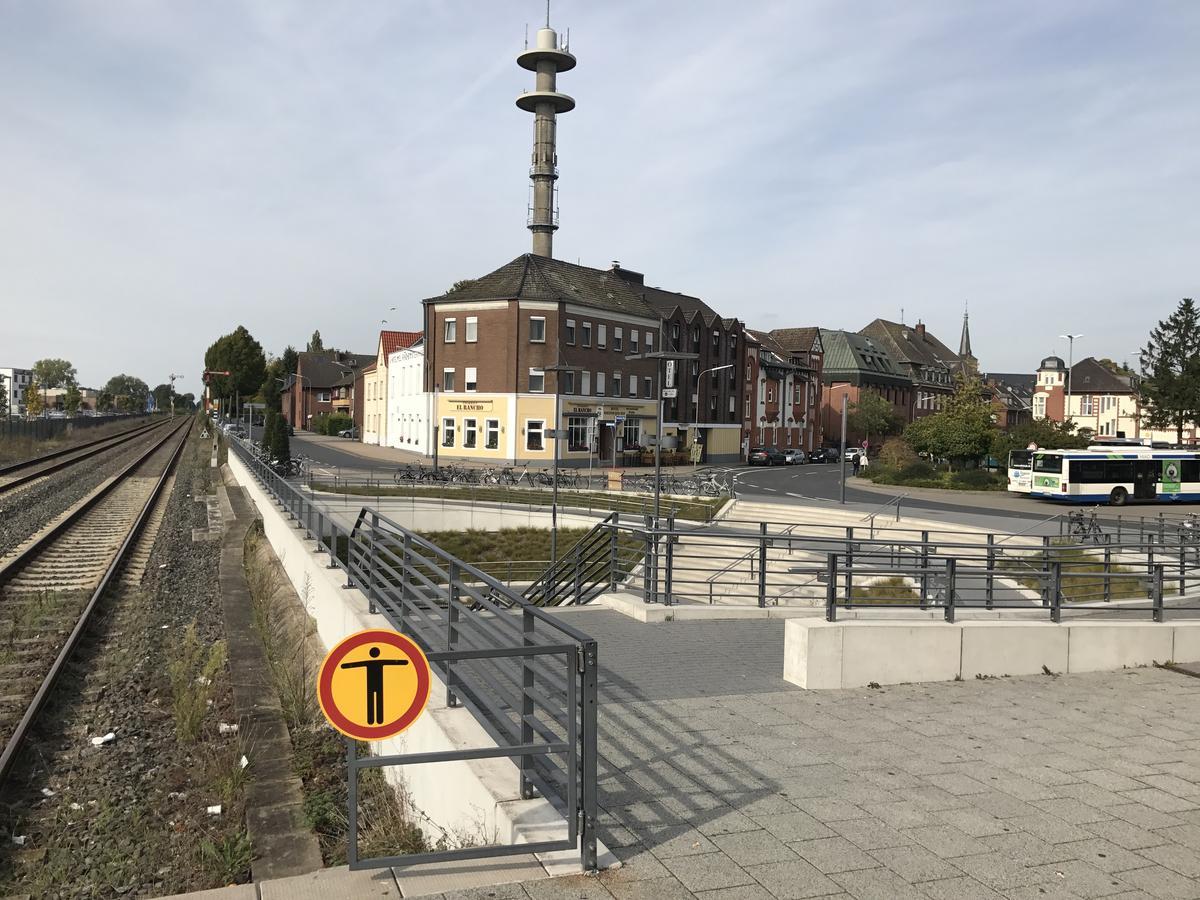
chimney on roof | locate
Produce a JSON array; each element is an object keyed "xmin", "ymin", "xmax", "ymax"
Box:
[
  {"xmin": 608, "ymin": 261, "xmax": 644, "ymax": 284},
  {"xmin": 915, "ymin": 321, "xmax": 926, "ymax": 337}
]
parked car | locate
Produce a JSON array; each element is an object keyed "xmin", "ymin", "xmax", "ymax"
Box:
[
  {"xmin": 809, "ymin": 447, "xmax": 836, "ymax": 463},
  {"xmin": 782, "ymin": 449, "xmax": 806, "ymax": 465},
  {"xmin": 748, "ymin": 447, "xmax": 786, "ymax": 466},
  {"xmin": 845, "ymin": 447, "xmax": 862, "ymax": 462},
  {"xmin": 338, "ymin": 426, "xmax": 359, "ymax": 439}
]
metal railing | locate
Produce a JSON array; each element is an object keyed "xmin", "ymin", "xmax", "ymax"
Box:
[
  {"xmin": 227, "ymin": 435, "xmax": 600, "ymax": 872},
  {"xmin": 524, "ymin": 512, "xmax": 630, "ymax": 606}
]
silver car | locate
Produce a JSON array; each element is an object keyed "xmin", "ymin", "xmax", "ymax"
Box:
[{"xmin": 783, "ymin": 449, "xmax": 806, "ymax": 465}]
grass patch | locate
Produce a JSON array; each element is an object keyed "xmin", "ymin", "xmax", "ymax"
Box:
[
  {"xmin": 1000, "ymin": 546, "xmax": 1160, "ymax": 603},
  {"xmin": 309, "ymin": 481, "xmax": 724, "ymax": 522},
  {"xmin": 168, "ymin": 622, "xmax": 228, "ymax": 742},
  {"xmin": 849, "ymin": 576, "xmax": 922, "ymax": 604}
]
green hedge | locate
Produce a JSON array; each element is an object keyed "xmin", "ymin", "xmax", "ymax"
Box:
[
  {"xmin": 311, "ymin": 413, "xmax": 354, "ymax": 435},
  {"xmin": 867, "ymin": 465, "xmax": 1006, "ymax": 491}
]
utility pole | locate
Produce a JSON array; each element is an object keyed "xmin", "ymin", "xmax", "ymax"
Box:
[
  {"xmin": 1060, "ymin": 333, "xmax": 1082, "ymax": 420},
  {"xmin": 544, "ymin": 360, "xmax": 578, "ymax": 576},
  {"xmin": 838, "ymin": 392, "xmax": 848, "ymax": 504},
  {"xmin": 169, "ymin": 374, "xmax": 180, "ymax": 420}
]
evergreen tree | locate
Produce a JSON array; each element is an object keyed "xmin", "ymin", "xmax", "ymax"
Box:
[
  {"xmin": 1138, "ymin": 298, "xmax": 1200, "ymax": 444},
  {"xmin": 281, "ymin": 345, "xmax": 299, "ymax": 375},
  {"xmin": 307, "ymin": 330, "xmax": 325, "ymax": 354},
  {"xmin": 63, "ymin": 385, "xmax": 83, "ymax": 415},
  {"xmin": 272, "ymin": 414, "xmax": 290, "ymax": 464},
  {"xmin": 262, "ymin": 408, "xmax": 277, "ymax": 460}
]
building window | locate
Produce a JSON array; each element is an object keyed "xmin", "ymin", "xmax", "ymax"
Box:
[
  {"xmin": 465, "ymin": 367, "xmax": 477, "ymax": 392},
  {"xmin": 463, "ymin": 418, "xmax": 477, "ymax": 448},
  {"xmin": 644, "ymin": 376, "xmax": 652, "ymax": 399},
  {"xmin": 530, "ymin": 317, "xmax": 546, "ymax": 343},
  {"xmin": 671, "ymin": 323, "xmax": 679, "ymax": 345},
  {"xmin": 465, "ymin": 316, "xmax": 478, "ymax": 343},
  {"xmin": 628, "ymin": 375, "xmax": 637, "ymax": 398},
  {"xmin": 444, "ymin": 318, "xmax": 457, "ymax": 342},
  {"xmin": 613, "ymin": 373, "xmax": 622, "ymax": 396},
  {"xmin": 442, "ymin": 368, "xmax": 456, "ymax": 392},
  {"xmin": 581, "ymin": 322, "xmax": 592, "ymax": 347},
  {"xmin": 596, "ymin": 372, "xmax": 605, "ymax": 395},
  {"xmin": 1080, "ymin": 395, "xmax": 1093, "ymax": 415},
  {"xmin": 598, "ymin": 324, "xmax": 607, "ymax": 349},
  {"xmin": 713, "ymin": 330, "xmax": 720, "ymax": 351},
  {"xmin": 730, "ymin": 334, "xmax": 737, "ymax": 352},
  {"xmin": 581, "ymin": 371, "xmax": 591, "ymax": 395},
  {"xmin": 566, "ymin": 319, "xmax": 576, "ymax": 345},
  {"xmin": 529, "ymin": 368, "xmax": 545, "ymax": 392},
  {"xmin": 567, "ymin": 415, "xmax": 589, "ymax": 451},
  {"xmin": 693, "ymin": 326, "xmax": 700, "ymax": 347},
  {"xmin": 441, "ymin": 417, "xmax": 455, "ymax": 447},
  {"xmin": 646, "ymin": 332, "xmax": 654, "ymax": 352},
  {"xmin": 630, "ymin": 331, "xmax": 639, "ymax": 353},
  {"xmin": 563, "ymin": 370, "xmax": 575, "ymax": 394},
  {"xmin": 614, "ymin": 327, "xmax": 623, "ymax": 351},
  {"xmin": 485, "ymin": 419, "xmax": 499, "ymax": 449},
  {"xmin": 623, "ymin": 419, "xmax": 640, "ymax": 447},
  {"xmin": 526, "ymin": 420, "xmax": 544, "ymax": 451},
  {"xmin": 317, "ymin": 391, "xmax": 331, "ymax": 403}
]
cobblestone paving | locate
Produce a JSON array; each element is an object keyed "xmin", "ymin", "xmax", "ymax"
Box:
[{"xmin": 451, "ymin": 612, "xmax": 1200, "ymax": 900}]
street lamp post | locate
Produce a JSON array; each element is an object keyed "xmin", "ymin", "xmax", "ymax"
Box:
[
  {"xmin": 838, "ymin": 392, "xmax": 849, "ymax": 504},
  {"xmin": 693, "ymin": 364, "xmax": 734, "ymax": 470},
  {"xmin": 1060, "ymin": 334, "xmax": 1083, "ymax": 420},
  {"xmin": 543, "ymin": 361, "xmax": 579, "ymax": 575}
]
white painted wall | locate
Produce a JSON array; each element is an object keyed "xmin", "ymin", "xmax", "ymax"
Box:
[{"xmin": 387, "ymin": 345, "xmax": 429, "ymax": 455}]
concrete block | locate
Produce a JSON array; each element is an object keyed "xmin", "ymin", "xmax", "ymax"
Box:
[
  {"xmin": 1066, "ymin": 623, "xmax": 1175, "ymax": 673},
  {"xmin": 783, "ymin": 620, "xmax": 844, "ymax": 690},
  {"xmin": 839, "ymin": 622, "xmax": 961, "ymax": 688},
  {"xmin": 960, "ymin": 622, "xmax": 1068, "ymax": 678},
  {"xmin": 1170, "ymin": 624, "xmax": 1200, "ymax": 663}
]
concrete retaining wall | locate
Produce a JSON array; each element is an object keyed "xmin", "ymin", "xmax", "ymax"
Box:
[
  {"xmin": 227, "ymin": 452, "xmax": 610, "ymax": 873},
  {"xmin": 784, "ymin": 618, "xmax": 1200, "ymax": 690}
]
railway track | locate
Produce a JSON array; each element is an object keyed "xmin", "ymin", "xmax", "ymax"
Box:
[
  {"xmin": 0, "ymin": 417, "xmax": 170, "ymax": 496},
  {"xmin": 0, "ymin": 417, "xmax": 191, "ymax": 783}
]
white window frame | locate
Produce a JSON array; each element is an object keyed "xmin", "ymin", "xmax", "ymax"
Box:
[
  {"xmin": 444, "ymin": 318, "xmax": 457, "ymax": 343},
  {"xmin": 441, "ymin": 416, "xmax": 455, "ymax": 447},
  {"xmin": 442, "ymin": 367, "xmax": 456, "ymax": 392},
  {"xmin": 566, "ymin": 319, "xmax": 576, "ymax": 345},
  {"xmin": 581, "ymin": 371, "xmax": 591, "ymax": 395},
  {"xmin": 581, "ymin": 322, "xmax": 592, "ymax": 347},
  {"xmin": 563, "ymin": 370, "xmax": 576, "ymax": 394},
  {"xmin": 465, "ymin": 316, "xmax": 478, "ymax": 343},
  {"xmin": 529, "ymin": 316, "xmax": 546, "ymax": 343},
  {"xmin": 596, "ymin": 372, "xmax": 605, "ymax": 395},
  {"xmin": 613, "ymin": 372, "xmax": 622, "ymax": 397},
  {"xmin": 628, "ymin": 375, "xmax": 637, "ymax": 398},
  {"xmin": 465, "ymin": 367, "xmax": 477, "ymax": 392},
  {"xmin": 644, "ymin": 376, "xmax": 652, "ymax": 399},
  {"xmin": 614, "ymin": 327, "xmax": 623, "ymax": 351},
  {"xmin": 526, "ymin": 419, "xmax": 545, "ymax": 452},
  {"xmin": 646, "ymin": 332, "xmax": 654, "ymax": 352},
  {"xmin": 598, "ymin": 324, "xmax": 607, "ymax": 349},
  {"xmin": 529, "ymin": 368, "xmax": 545, "ymax": 393},
  {"xmin": 463, "ymin": 417, "xmax": 477, "ymax": 448},
  {"xmin": 630, "ymin": 331, "xmax": 639, "ymax": 353},
  {"xmin": 485, "ymin": 418, "xmax": 500, "ymax": 449}
]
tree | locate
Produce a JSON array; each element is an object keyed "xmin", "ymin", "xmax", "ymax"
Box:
[
  {"xmin": 307, "ymin": 330, "xmax": 325, "ymax": 354},
  {"xmin": 904, "ymin": 375, "xmax": 995, "ymax": 469},
  {"xmin": 103, "ymin": 374, "xmax": 150, "ymax": 413},
  {"xmin": 447, "ymin": 279, "xmax": 473, "ymax": 294},
  {"xmin": 1097, "ymin": 358, "xmax": 1135, "ymax": 377},
  {"xmin": 151, "ymin": 383, "xmax": 173, "ymax": 412},
  {"xmin": 991, "ymin": 416, "xmax": 1088, "ymax": 461},
  {"xmin": 63, "ymin": 385, "xmax": 83, "ymax": 415},
  {"xmin": 847, "ymin": 390, "xmax": 898, "ymax": 451},
  {"xmin": 203, "ymin": 326, "xmax": 267, "ymax": 402},
  {"xmin": 262, "ymin": 408, "xmax": 278, "ymax": 460},
  {"xmin": 175, "ymin": 392, "xmax": 195, "ymax": 411},
  {"xmin": 32, "ymin": 358, "xmax": 77, "ymax": 390},
  {"xmin": 1138, "ymin": 298, "xmax": 1200, "ymax": 444},
  {"xmin": 271, "ymin": 413, "xmax": 290, "ymax": 464},
  {"xmin": 0, "ymin": 379, "xmax": 8, "ymax": 418},
  {"xmin": 24, "ymin": 380, "xmax": 44, "ymax": 418},
  {"xmin": 97, "ymin": 391, "xmax": 115, "ymax": 413},
  {"xmin": 281, "ymin": 345, "xmax": 299, "ymax": 376}
]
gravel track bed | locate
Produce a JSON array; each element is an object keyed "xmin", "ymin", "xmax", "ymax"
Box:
[
  {"xmin": 0, "ymin": 419, "xmax": 248, "ymax": 898},
  {"xmin": 0, "ymin": 425, "xmax": 175, "ymax": 559}
]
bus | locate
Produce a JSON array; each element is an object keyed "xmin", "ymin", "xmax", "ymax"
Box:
[
  {"xmin": 1030, "ymin": 448, "xmax": 1200, "ymax": 505},
  {"xmin": 1006, "ymin": 450, "xmax": 1034, "ymax": 494}
]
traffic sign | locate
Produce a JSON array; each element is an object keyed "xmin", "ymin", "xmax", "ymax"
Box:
[
  {"xmin": 318, "ymin": 629, "xmax": 431, "ymax": 741},
  {"xmin": 661, "ymin": 388, "xmax": 678, "ymax": 399}
]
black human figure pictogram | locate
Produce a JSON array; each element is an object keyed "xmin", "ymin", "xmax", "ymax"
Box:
[{"xmin": 340, "ymin": 646, "xmax": 409, "ymax": 725}]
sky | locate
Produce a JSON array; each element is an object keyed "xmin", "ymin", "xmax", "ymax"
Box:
[{"xmin": 0, "ymin": 1, "xmax": 1197, "ymax": 391}]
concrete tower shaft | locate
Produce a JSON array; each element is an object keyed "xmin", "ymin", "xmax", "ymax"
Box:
[{"xmin": 517, "ymin": 25, "xmax": 575, "ymax": 259}]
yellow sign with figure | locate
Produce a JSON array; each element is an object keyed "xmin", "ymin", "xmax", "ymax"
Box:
[{"xmin": 317, "ymin": 629, "xmax": 431, "ymax": 741}]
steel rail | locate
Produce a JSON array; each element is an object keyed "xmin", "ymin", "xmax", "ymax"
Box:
[
  {"xmin": 0, "ymin": 418, "xmax": 190, "ymax": 783},
  {"xmin": 0, "ymin": 418, "xmax": 170, "ymax": 495}
]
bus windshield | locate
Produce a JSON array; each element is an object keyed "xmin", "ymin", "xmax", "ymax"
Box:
[
  {"xmin": 1033, "ymin": 454, "xmax": 1062, "ymax": 474},
  {"xmin": 1008, "ymin": 450, "xmax": 1033, "ymax": 470}
]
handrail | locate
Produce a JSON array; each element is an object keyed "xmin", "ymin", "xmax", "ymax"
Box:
[
  {"xmin": 524, "ymin": 512, "xmax": 619, "ymax": 606},
  {"xmin": 993, "ymin": 511, "xmax": 1066, "ymax": 546},
  {"xmin": 858, "ymin": 492, "xmax": 909, "ymax": 524}
]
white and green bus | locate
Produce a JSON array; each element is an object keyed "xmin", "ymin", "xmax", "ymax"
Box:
[
  {"xmin": 1030, "ymin": 449, "xmax": 1200, "ymax": 505},
  {"xmin": 1006, "ymin": 450, "xmax": 1034, "ymax": 494}
]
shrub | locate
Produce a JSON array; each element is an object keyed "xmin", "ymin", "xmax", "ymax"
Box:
[
  {"xmin": 899, "ymin": 461, "xmax": 936, "ymax": 480},
  {"xmin": 950, "ymin": 468, "xmax": 998, "ymax": 488},
  {"xmin": 879, "ymin": 437, "xmax": 918, "ymax": 470},
  {"xmin": 326, "ymin": 413, "xmax": 353, "ymax": 435}
]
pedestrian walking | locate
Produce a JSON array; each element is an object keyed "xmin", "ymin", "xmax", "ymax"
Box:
[{"xmin": 852, "ymin": 452, "xmax": 862, "ymax": 476}]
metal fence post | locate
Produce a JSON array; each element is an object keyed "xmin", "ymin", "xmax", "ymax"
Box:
[
  {"xmin": 1041, "ymin": 535, "xmax": 1052, "ymax": 606},
  {"xmin": 664, "ymin": 514, "xmax": 676, "ymax": 607},
  {"xmin": 1050, "ymin": 561, "xmax": 1062, "ymax": 624},
  {"xmin": 446, "ymin": 561, "xmax": 459, "ymax": 707},
  {"xmin": 642, "ymin": 515, "xmax": 654, "ymax": 603},
  {"xmin": 758, "ymin": 522, "xmax": 768, "ymax": 608},
  {"xmin": 985, "ymin": 534, "xmax": 995, "ymax": 610},
  {"xmin": 1153, "ymin": 564, "xmax": 1165, "ymax": 623},
  {"xmin": 944, "ymin": 558, "xmax": 956, "ymax": 623},
  {"xmin": 520, "ymin": 608, "xmax": 535, "ymax": 799},
  {"xmin": 346, "ymin": 740, "xmax": 359, "ymax": 869},
  {"xmin": 609, "ymin": 514, "xmax": 619, "ymax": 588},
  {"xmin": 826, "ymin": 553, "xmax": 838, "ymax": 622},
  {"xmin": 400, "ymin": 533, "xmax": 411, "ymax": 630},
  {"xmin": 919, "ymin": 530, "xmax": 929, "ymax": 608},
  {"xmin": 1104, "ymin": 538, "xmax": 1112, "ymax": 603},
  {"xmin": 367, "ymin": 523, "xmax": 379, "ymax": 615},
  {"xmin": 1179, "ymin": 541, "xmax": 1187, "ymax": 599},
  {"xmin": 580, "ymin": 639, "xmax": 599, "ymax": 872}
]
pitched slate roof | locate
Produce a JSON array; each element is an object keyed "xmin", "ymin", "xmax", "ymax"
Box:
[
  {"xmin": 820, "ymin": 330, "xmax": 910, "ymax": 387},
  {"xmin": 745, "ymin": 329, "xmax": 790, "ymax": 358},
  {"xmin": 380, "ymin": 330, "xmax": 422, "ymax": 356},
  {"xmin": 1071, "ymin": 357, "xmax": 1134, "ymax": 394},
  {"xmin": 860, "ymin": 319, "xmax": 959, "ymax": 371},
  {"xmin": 768, "ymin": 327, "xmax": 822, "ymax": 354},
  {"xmin": 423, "ymin": 254, "xmax": 658, "ymax": 320},
  {"xmin": 297, "ymin": 351, "xmax": 375, "ymax": 389}
]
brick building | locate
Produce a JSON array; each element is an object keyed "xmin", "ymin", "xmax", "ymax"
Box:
[
  {"xmin": 768, "ymin": 327, "xmax": 825, "ymax": 452},
  {"xmin": 283, "ymin": 351, "xmax": 373, "ymax": 430},
  {"xmin": 743, "ymin": 330, "xmax": 816, "ymax": 453},
  {"xmin": 819, "ymin": 330, "xmax": 912, "ymax": 449},
  {"xmin": 859, "ymin": 319, "xmax": 960, "ymax": 419}
]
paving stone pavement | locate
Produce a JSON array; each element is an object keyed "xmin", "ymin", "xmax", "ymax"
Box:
[{"xmin": 432, "ymin": 611, "xmax": 1200, "ymax": 900}]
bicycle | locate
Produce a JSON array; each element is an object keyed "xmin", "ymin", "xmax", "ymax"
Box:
[
  {"xmin": 1068, "ymin": 507, "xmax": 1104, "ymax": 544},
  {"xmin": 697, "ymin": 471, "xmax": 727, "ymax": 496},
  {"xmin": 1178, "ymin": 512, "xmax": 1200, "ymax": 543}
]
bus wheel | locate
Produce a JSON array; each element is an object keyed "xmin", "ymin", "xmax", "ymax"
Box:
[{"xmin": 1110, "ymin": 487, "xmax": 1128, "ymax": 506}]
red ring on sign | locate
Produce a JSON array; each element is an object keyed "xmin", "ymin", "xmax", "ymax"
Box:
[{"xmin": 317, "ymin": 629, "xmax": 431, "ymax": 740}]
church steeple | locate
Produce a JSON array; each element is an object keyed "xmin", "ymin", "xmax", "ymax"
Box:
[{"xmin": 959, "ymin": 305, "xmax": 977, "ymax": 374}]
